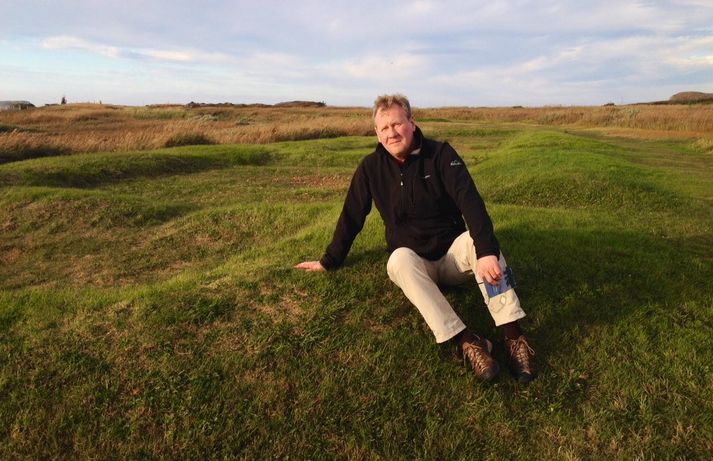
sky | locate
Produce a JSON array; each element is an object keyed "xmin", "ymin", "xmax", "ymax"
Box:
[{"xmin": 1, "ymin": 0, "xmax": 712, "ymax": 107}]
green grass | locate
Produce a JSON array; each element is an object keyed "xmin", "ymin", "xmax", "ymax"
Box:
[{"xmin": 1, "ymin": 124, "xmax": 711, "ymax": 459}]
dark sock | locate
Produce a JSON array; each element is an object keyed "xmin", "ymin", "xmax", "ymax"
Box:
[
  {"xmin": 454, "ymin": 328, "xmax": 476, "ymax": 346},
  {"xmin": 501, "ymin": 321, "xmax": 523, "ymax": 341}
]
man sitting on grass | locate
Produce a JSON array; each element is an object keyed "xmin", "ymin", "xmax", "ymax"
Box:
[{"xmin": 295, "ymin": 94, "xmax": 536, "ymax": 383}]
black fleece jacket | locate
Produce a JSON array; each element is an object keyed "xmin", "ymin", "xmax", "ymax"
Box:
[{"xmin": 319, "ymin": 127, "xmax": 500, "ymax": 270}]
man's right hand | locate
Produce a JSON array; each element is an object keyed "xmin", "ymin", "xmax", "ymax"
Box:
[{"xmin": 294, "ymin": 261, "xmax": 326, "ymax": 272}]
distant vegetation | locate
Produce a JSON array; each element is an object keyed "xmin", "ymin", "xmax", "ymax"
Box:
[
  {"xmin": 668, "ymin": 91, "xmax": 713, "ymax": 104},
  {"xmin": 0, "ymin": 104, "xmax": 373, "ymax": 163},
  {"xmin": 1, "ymin": 100, "xmax": 712, "ymax": 164},
  {"xmin": 184, "ymin": 100, "xmax": 326, "ymax": 108}
]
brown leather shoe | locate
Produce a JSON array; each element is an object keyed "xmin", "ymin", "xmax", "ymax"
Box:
[
  {"xmin": 505, "ymin": 335, "xmax": 537, "ymax": 383},
  {"xmin": 461, "ymin": 334, "xmax": 500, "ymax": 382}
]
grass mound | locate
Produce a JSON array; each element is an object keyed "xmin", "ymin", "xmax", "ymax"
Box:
[
  {"xmin": 0, "ymin": 146, "xmax": 273, "ymax": 188},
  {"xmin": 477, "ymin": 131, "xmax": 681, "ymax": 211}
]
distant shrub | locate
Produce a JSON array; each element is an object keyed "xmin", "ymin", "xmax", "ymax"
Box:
[
  {"xmin": 190, "ymin": 114, "xmax": 219, "ymax": 122},
  {"xmin": 130, "ymin": 108, "xmax": 187, "ymax": 120},
  {"xmin": 164, "ymin": 132, "xmax": 215, "ymax": 148},
  {"xmin": 273, "ymin": 100, "xmax": 326, "ymax": 108}
]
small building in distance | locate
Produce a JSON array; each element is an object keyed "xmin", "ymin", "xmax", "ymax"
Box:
[{"xmin": 0, "ymin": 100, "xmax": 35, "ymax": 111}]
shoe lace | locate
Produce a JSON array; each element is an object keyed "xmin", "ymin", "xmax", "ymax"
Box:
[
  {"xmin": 509, "ymin": 337, "xmax": 535, "ymax": 363},
  {"xmin": 462, "ymin": 340, "xmax": 490, "ymax": 373}
]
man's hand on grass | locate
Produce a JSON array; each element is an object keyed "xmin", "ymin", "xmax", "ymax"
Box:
[{"xmin": 294, "ymin": 261, "xmax": 326, "ymax": 272}]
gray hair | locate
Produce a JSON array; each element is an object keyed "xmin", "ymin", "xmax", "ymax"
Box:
[{"xmin": 373, "ymin": 94, "xmax": 412, "ymax": 120}]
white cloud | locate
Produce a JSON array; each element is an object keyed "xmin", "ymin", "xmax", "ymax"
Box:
[
  {"xmin": 342, "ymin": 54, "xmax": 429, "ymax": 80},
  {"xmin": 411, "ymin": 0, "xmax": 435, "ymax": 14},
  {"xmin": 42, "ymin": 36, "xmax": 121, "ymax": 58},
  {"xmin": 40, "ymin": 35, "xmax": 231, "ymax": 64},
  {"xmin": 142, "ymin": 49, "xmax": 194, "ymax": 62}
]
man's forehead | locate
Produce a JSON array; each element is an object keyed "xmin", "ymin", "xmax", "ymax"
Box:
[{"xmin": 375, "ymin": 105, "xmax": 409, "ymax": 121}]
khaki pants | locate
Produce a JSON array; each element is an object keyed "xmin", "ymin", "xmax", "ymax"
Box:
[{"xmin": 386, "ymin": 231, "xmax": 526, "ymax": 343}]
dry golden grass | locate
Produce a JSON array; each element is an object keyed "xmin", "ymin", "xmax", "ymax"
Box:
[
  {"xmin": 1, "ymin": 102, "xmax": 712, "ymax": 161},
  {"xmin": 0, "ymin": 104, "xmax": 374, "ymax": 161},
  {"xmin": 416, "ymin": 104, "xmax": 713, "ymax": 133}
]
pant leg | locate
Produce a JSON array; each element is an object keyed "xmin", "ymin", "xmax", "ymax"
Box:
[
  {"xmin": 438, "ymin": 232, "xmax": 526, "ymax": 326},
  {"xmin": 386, "ymin": 247, "xmax": 466, "ymax": 343}
]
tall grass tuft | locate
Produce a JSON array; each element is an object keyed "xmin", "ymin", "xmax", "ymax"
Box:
[
  {"xmin": 693, "ymin": 137, "xmax": 713, "ymax": 153},
  {"xmin": 164, "ymin": 132, "xmax": 215, "ymax": 147}
]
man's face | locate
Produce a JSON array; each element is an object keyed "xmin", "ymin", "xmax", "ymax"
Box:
[{"xmin": 374, "ymin": 105, "xmax": 416, "ymax": 159}]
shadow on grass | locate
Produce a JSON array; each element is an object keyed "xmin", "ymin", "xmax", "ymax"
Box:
[
  {"xmin": 446, "ymin": 223, "xmax": 711, "ymax": 371},
  {"xmin": 0, "ymin": 145, "xmax": 71, "ymax": 164},
  {"xmin": 0, "ymin": 148, "xmax": 274, "ymax": 188},
  {"xmin": 290, "ymin": 218, "xmax": 711, "ymax": 361}
]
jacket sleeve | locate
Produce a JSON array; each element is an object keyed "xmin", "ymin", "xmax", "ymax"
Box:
[
  {"xmin": 437, "ymin": 142, "xmax": 500, "ymax": 259},
  {"xmin": 319, "ymin": 158, "xmax": 372, "ymax": 270}
]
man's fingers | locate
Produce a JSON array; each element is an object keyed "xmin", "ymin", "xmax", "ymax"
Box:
[
  {"xmin": 477, "ymin": 255, "xmax": 502, "ymax": 285},
  {"xmin": 294, "ymin": 261, "xmax": 325, "ymax": 272},
  {"xmin": 482, "ymin": 270, "xmax": 501, "ymax": 285}
]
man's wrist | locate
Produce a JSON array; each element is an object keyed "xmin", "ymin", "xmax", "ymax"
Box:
[{"xmin": 319, "ymin": 255, "xmax": 336, "ymax": 271}]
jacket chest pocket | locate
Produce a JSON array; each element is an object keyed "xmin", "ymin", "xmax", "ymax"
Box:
[{"xmin": 409, "ymin": 173, "xmax": 444, "ymax": 217}]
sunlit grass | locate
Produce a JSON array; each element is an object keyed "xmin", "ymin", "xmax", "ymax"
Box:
[{"xmin": 0, "ymin": 121, "xmax": 711, "ymax": 459}]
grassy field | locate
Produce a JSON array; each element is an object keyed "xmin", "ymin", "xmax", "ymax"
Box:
[{"xmin": 1, "ymin": 106, "xmax": 712, "ymax": 459}]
